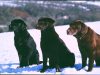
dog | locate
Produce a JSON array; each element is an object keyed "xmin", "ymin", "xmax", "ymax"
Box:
[
  {"xmin": 9, "ymin": 19, "xmax": 42, "ymax": 67},
  {"xmin": 36, "ymin": 17, "xmax": 75, "ymax": 72},
  {"xmin": 67, "ymin": 20, "xmax": 100, "ymax": 71}
]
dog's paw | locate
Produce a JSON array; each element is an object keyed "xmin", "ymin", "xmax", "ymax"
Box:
[
  {"xmin": 17, "ymin": 66, "xmax": 23, "ymax": 68},
  {"xmin": 40, "ymin": 66, "xmax": 48, "ymax": 73},
  {"xmin": 56, "ymin": 69, "xmax": 61, "ymax": 72},
  {"xmin": 85, "ymin": 68, "xmax": 92, "ymax": 72},
  {"xmin": 40, "ymin": 68, "xmax": 47, "ymax": 73},
  {"xmin": 56, "ymin": 67, "xmax": 61, "ymax": 72}
]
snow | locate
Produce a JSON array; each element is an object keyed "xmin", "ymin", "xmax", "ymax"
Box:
[
  {"xmin": 0, "ymin": 1, "xmax": 18, "ymax": 7},
  {"xmin": 1, "ymin": 1, "xmax": 100, "ymax": 8},
  {"xmin": 78, "ymin": 5, "xmax": 90, "ymax": 11},
  {"xmin": 72, "ymin": 1, "xmax": 100, "ymax": 7},
  {"xmin": 0, "ymin": 21, "xmax": 100, "ymax": 74},
  {"xmin": 86, "ymin": 1, "xmax": 100, "ymax": 6}
]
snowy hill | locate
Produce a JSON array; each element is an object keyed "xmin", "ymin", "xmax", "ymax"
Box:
[
  {"xmin": 0, "ymin": 1, "xmax": 100, "ymax": 7},
  {"xmin": 0, "ymin": 21, "xmax": 100, "ymax": 74}
]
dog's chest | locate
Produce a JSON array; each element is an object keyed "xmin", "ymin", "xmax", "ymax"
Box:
[
  {"xmin": 41, "ymin": 36, "xmax": 59, "ymax": 53},
  {"xmin": 41, "ymin": 31, "xmax": 58, "ymax": 44},
  {"xmin": 14, "ymin": 37, "xmax": 28, "ymax": 48},
  {"xmin": 41, "ymin": 38, "xmax": 57, "ymax": 48},
  {"xmin": 78, "ymin": 39, "xmax": 91, "ymax": 49}
]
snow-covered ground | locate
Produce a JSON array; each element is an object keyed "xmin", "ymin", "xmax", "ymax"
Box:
[{"xmin": 0, "ymin": 21, "xmax": 100, "ymax": 74}]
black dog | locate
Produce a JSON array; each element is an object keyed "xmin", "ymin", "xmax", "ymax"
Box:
[
  {"xmin": 9, "ymin": 19, "xmax": 42, "ymax": 67},
  {"xmin": 36, "ymin": 17, "xmax": 75, "ymax": 72}
]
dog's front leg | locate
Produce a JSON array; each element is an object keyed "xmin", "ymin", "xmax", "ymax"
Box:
[
  {"xmin": 40, "ymin": 54, "xmax": 48, "ymax": 72},
  {"xmin": 56, "ymin": 65, "xmax": 61, "ymax": 72},
  {"xmin": 77, "ymin": 49, "xmax": 87, "ymax": 71},
  {"xmin": 86, "ymin": 52, "xmax": 94, "ymax": 72},
  {"xmin": 20, "ymin": 55, "xmax": 29, "ymax": 67},
  {"xmin": 81, "ymin": 54, "xmax": 87, "ymax": 68},
  {"xmin": 55, "ymin": 55, "xmax": 61, "ymax": 72}
]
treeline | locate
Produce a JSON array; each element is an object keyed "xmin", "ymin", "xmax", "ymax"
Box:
[{"xmin": 0, "ymin": 1, "xmax": 100, "ymax": 32}]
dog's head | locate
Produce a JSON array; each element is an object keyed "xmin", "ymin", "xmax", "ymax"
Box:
[
  {"xmin": 9, "ymin": 19, "xmax": 27, "ymax": 32},
  {"xmin": 67, "ymin": 20, "xmax": 87, "ymax": 36},
  {"xmin": 36, "ymin": 17, "xmax": 55, "ymax": 30}
]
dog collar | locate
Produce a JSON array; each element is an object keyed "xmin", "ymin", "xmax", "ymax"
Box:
[{"xmin": 79, "ymin": 27, "xmax": 88, "ymax": 40}]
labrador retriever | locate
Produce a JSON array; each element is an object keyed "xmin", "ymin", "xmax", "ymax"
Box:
[
  {"xmin": 9, "ymin": 19, "xmax": 42, "ymax": 67},
  {"xmin": 67, "ymin": 20, "xmax": 100, "ymax": 71},
  {"xmin": 36, "ymin": 17, "xmax": 75, "ymax": 72}
]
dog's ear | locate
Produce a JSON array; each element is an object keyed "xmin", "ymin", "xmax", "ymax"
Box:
[
  {"xmin": 75, "ymin": 20, "xmax": 85, "ymax": 26},
  {"xmin": 19, "ymin": 21, "xmax": 27, "ymax": 29},
  {"xmin": 75, "ymin": 20, "xmax": 88, "ymax": 34},
  {"xmin": 71, "ymin": 20, "xmax": 85, "ymax": 29}
]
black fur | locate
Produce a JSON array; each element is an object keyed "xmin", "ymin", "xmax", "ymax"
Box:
[
  {"xmin": 36, "ymin": 17, "xmax": 75, "ymax": 72},
  {"xmin": 9, "ymin": 19, "xmax": 41, "ymax": 67}
]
